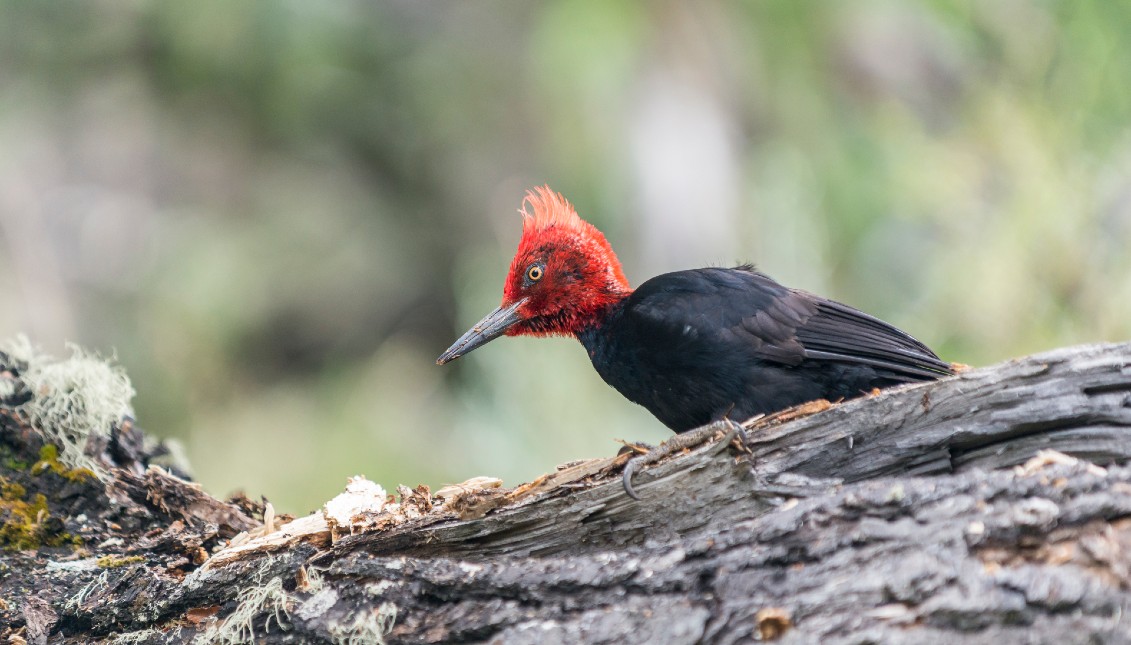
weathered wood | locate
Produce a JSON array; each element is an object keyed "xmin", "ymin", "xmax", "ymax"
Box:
[
  {"xmin": 341, "ymin": 461, "xmax": 1131, "ymax": 644},
  {"xmin": 2, "ymin": 342, "xmax": 1131, "ymax": 644},
  {"xmin": 743, "ymin": 343, "xmax": 1131, "ymax": 481},
  {"xmin": 338, "ymin": 342, "xmax": 1131, "ymax": 560}
]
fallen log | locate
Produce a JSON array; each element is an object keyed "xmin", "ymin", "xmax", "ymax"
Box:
[{"xmin": 1, "ymin": 341, "xmax": 1130, "ymax": 643}]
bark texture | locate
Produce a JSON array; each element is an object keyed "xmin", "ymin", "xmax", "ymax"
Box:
[{"xmin": 2, "ymin": 342, "xmax": 1131, "ymax": 644}]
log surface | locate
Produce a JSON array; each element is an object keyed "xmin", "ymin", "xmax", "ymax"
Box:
[{"xmin": 2, "ymin": 342, "xmax": 1130, "ymax": 644}]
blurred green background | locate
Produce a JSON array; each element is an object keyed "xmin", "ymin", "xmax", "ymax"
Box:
[{"xmin": 1, "ymin": 1, "xmax": 1129, "ymax": 513}]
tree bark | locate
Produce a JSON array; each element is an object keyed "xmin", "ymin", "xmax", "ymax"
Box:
[{"xmin": 2, "ymin": 342, "xmax": 1131, "ymax": 644}]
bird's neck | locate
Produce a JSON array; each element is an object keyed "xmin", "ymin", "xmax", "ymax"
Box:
[
  {"xmin": 563, "ymin": 248, "xmax": 631, "ymax": 337},
  {"xmin": 575, "ymin": 296, "xmax": 628, "ymax": 355}
]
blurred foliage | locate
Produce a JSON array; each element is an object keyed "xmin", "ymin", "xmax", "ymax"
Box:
[{"xmin": 1, "ymin": 1, "xmax": 1129, "ymax": 512}]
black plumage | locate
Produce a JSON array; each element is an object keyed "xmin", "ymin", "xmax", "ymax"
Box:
[{"xmin": 577, "ymin": 265, "xmax": 952, "ymax": 432}]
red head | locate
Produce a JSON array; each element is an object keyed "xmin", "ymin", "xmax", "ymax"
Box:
[{"xmin": 437, "ymin": 186, "xmax": 631, "ymax": 364}]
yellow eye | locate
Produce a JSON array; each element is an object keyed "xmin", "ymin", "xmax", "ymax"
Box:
[{"xmin": 526, "ymin": 264, "xmax": 544, "ymax": 282}]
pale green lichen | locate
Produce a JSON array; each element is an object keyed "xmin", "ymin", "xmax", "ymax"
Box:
[
  {"xmin": 109, "ymin": 628, "xmax": 165, "ymax": 644},
  {"xmin": 300, "ymin": 564, "xmax": 326, "ymax": 593},
  {"xmin": 197, "ymin": 575, "xmax": 291, "ymax": 644},
  {"xmin": 328, "ymin": 601, "xmax": 397, "ymax": 645},
  {"xmin": 66, "ymin": 570, "xmax": 112, "ymax": 613},
  {"xmin": 2, "ymin": 335, "xmax": 136, "ymax": 478}
]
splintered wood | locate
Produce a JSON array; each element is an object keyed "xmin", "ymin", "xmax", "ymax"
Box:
[
  {"xmin": 205, "ymin": 456, "xmax": 648, "ymax": 566},
  {"xmin": 207, "ymin": 474, "xmax": 502, "ymax": 567}
]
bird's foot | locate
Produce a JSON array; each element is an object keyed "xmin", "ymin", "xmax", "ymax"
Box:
[{"xmin": 622, "ymin": 420, "xmax": 747, "ymax": 500}]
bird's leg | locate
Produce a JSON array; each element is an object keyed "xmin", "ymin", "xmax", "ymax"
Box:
[{"xmin": 622, "ymin": 419, "xmax": 744, "ymax": 500}]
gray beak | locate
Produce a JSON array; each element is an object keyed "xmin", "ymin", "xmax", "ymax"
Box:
[{"xmin": 436, "ymin": 298, "xmax": 528, "ymax": 365}]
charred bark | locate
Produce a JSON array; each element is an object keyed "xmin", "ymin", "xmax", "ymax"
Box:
[{"xmin": 2, "ymin": 342, "xmax": 1131, "ymax": 644}]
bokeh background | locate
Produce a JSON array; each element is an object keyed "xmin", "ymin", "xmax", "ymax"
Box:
[{"xmin": 1, "ymin": 1, "xmax": 1129, "ymax": 513}]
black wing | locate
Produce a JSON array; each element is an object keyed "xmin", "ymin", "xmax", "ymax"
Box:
[
  {"xmin": 794, "ymin": 296, "xmax": 952, "ymax": 379},
  {"xmin": 626, "ymin": 266, "xmax": 951, "ymax": 381}
]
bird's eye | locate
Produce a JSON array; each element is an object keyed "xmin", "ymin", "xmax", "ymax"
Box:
[{"xmin": 526, "ymin": 264, "xmax": 544, "ymax": 282}]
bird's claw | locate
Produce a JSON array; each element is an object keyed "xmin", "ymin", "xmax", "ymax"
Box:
[
  {"xmin": 712, "ymin": 418, "xmax": 749, "ymax": 455},
  {"xmin": 622, "ymin": 456, "xmax": 643, "ymax": 501},
  {"xmin": 621, "ymin": 419, "xmax": 748, "ymax": 501}
]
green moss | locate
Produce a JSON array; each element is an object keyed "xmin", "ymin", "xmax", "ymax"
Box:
[
  {"xmin": 32, "ymin": 443, "xmax": 96, "ymax": 482},
  {"xmin": 1, "ymin": 443, "xmax": 30, "ymax": 472},
  {"xmin": 2, "ymin": 480, "xmax": 26, "ymax": 501},
  {"xmin": 96, "ymin": 554, "xmax": 145, "ymax": 568},
  {"xmin": 5, "ymin": 458, "xmax": 29, "ymax": 471},
  {"xmin": 65, "ymin": 467, "xmax": 98, "ymax": 482},
  {"xmin": 0, "ymin": 489, "xmax": 48, "ymax": 550},
  {"xmin": 0, "ymin": 444, "xmax": 90, "ymax": 550},
  {"xmin": 32, "ymin": 444, "xmax": 61, "ymax": 475},
  {"xmin": 0, "ymin": 475, "xmax": 81, "ymax": 551}
]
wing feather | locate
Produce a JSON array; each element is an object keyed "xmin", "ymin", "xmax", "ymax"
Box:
[
  {"xmin": 795, "ymin": 298, "xmax": 952, "ymax": 378},
  {"xmin": 624, "ymin": 266, "xmax": 950, "ymax": 381}
]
